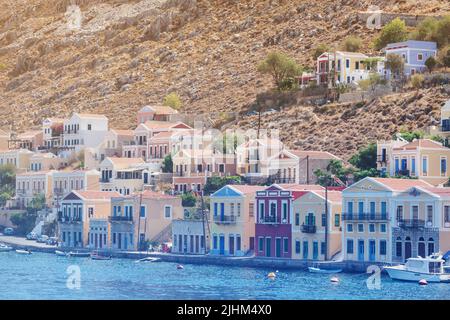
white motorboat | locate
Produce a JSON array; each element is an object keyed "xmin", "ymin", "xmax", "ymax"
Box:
[
  {"xmin": 55, "ymin": 250, "xmax": 68, "ymax": 257},
  {"xmin": 15, "ymin": 249, "xmax": 32, "ymax": 255},
  {"xmin": 308, "ymin": 266, "xmax": 342, "ymax": 274},
  {"xmin": 384, "ymin": 253, "xmax": 450, "ymax": 283},
  {"xmin": 0, "ymin": 244, "xmax": 12, "ymax": 252},
  {"xmin": 136, "ymin": 257, "xmax": 161, "ymax": 263},
  {"xmin": 67, "ymin": 251, "xmax": 90, "ymax": 258}
]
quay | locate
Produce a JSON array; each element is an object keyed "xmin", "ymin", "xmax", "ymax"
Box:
[{"xmin": 0, "ymin": 235, "xmax": 390, "ymax": 273}]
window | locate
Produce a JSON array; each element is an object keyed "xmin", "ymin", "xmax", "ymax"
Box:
[
  {"xmin": 369, "ymin": 224, "xmax": 375, "ymax": 233},
  {"xmin": 412, "ymin": 205, "xmax": 419, "ymax": 220},
  {"xmin": 230, "ymin": 203, "xmax": 235, "ymax": 216},
  {"xmin": 334, "ymin": 214, "xmax": 340, "ymax": 227},
  {"xmin": 347, "ymin": 239, "xmax": 354, "ymax": 254},
  {"xmin": 214, "ymin": 203, "xmax": 218, "ymax": 216},
  {"xmin": 347, "ymin": 223, "xmax": 353, "ymax": 232},
  {"xmin": 417, "ymin": 53, "xmax": 423, "ymax": 61},
  {"xmin": 441, "ymin": 157, "xmax": 447, "ymax": 176},
  {"xmin": 87, "ymin": 124, "xmax": 92, "ymax": 130},
  {"xmin": 396, "ymin": 206, "xmax": 403, "ymax": 223},
  {"xmin": 213, "ymin": 235, "xmax": 218, "ymax": 250},
  {"xmin": 427, "ymin": 205, "xmax": 433, "ymax": 224},
  {"xmin": 295, "ymin": 213, "xmax": 300, "ymax": 226},
  {"xmin": 258, "ymin": 237, "xmax": 264, "ymax": 252},
  {"xmin": 282, "ymin": 202, "xmax": 288, "ymax": 221},
  {"xmin": 380, "ymin": 224, "xmax": 387, "ymax": 233},
  {"xmin": 259, "ymin": 202, "xmax": 264, "ymax": 221},
  {"xmin": 321, "ymin": 213, "xmax": 326, "ymax": 227},
  {"xmin": 358, "ymin": 224, "xmax": 364, "ymax": 233},
  {"xmin": 422, "ymin": 156, "xmax": 428, "ymax": 176},
  {"xmin": 445, "ymin": 206, "xmax": 450, "ymax": 224},
  {"xmin": 140, "ymin": 205, "xmax": 146, "ymax": 218},
  {"xmin": 396, "ymin": 238, "xmax": 402, "ymax": 257},
  {"xmin": 380, "ymin": 240, "xmax": 387, "ymax": 255},
  {"xmin": 295, "ymin": 240, "xmax": 301, "ymax": 254},
  {"xmin": 411, "ymin": 157, "xmax": 416, "ymax": 175},
  {"xmin": 345, "ymin": 59, "xmax": 350, "ymax": 68},
  {"xmin": 237, "ymin": 203, "xmax": 241, "ymax": 217},
  {"xmin": 283, "ymin": 238, "xmax": 289, "ymax": 254},
  {"xmin": 164, "ymin": 206, "xmax": 172, "ymax": 219},
  {"xmin": 321, "ymin": 241, "xmax": 326, "ymax": 255}
]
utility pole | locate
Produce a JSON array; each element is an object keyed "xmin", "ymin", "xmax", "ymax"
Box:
[
  {"xmin": 200, "ymin": 189, "xmax": 209, "ymax": 254},
  {"xmin": 306, "ymin": 155, "xmax": 309, "ymax": 185},
  {"xmin": 324, "ymin": 178, "xmax": 329, "ymax": 261},
  {"xmin": 136, "ymin": 192, "xmax": 143, "ymax": 251}
]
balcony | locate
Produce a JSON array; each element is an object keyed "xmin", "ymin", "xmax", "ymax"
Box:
[
  {"xmin": 399, "ymin": 219, "xmax": 425, "ymax": 229},
  {"xmin": 213, "ymin": 215, "xmax": 236, "ymax": 224},
  {"xmin": 53, "ymin": 188, "xmax": 65, "ymax": 195},
  {"xmin": 396, "ymin": 169, "xmax": 410, "ymax": 177},
  {"xmin": 258, "ymin": 216, "xmax": 280, "ymax": 224},
  {"xmin": 301, "ymin": 224, "xmax": 316, "ymax": 233},
  {"xmin": 377, "ymin": 155, "xmax": 387, "ymax": 164},
  {"xmin": 342, "ymin": 213, "xmax": 389, "ymax": 221},
  {"xmin": 58, "ymin": 216, "xmax": 82, "ymax": 223},
  {"xmin": 109, "ymin": 215, "xmax": 133, "ymax": 222},
  {"xmin": 16, "ymin": 189, "xmax": 26, "ymax": 195}
]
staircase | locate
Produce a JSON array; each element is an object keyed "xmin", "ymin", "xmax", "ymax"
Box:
[{"xmin": 150, "ymin": 223, "xmax": 173, "ymax": 243}]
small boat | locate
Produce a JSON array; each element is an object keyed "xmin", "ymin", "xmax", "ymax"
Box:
[
  {"xmin": 176, "ymin": 264, "xmax": 184, "ymax": 270},
  {"xmin": 0, "ymin": 244, "xmax": 12, "ymax": 252},
  {"xmin": 136, "ymin": 257, "xmax": 161, "ymax": 263},
  {"xmin": 15, "ymin": 249, "xmax": 32, "ymax": 255},
  {"xmin": 67, "ymin": 251, "xmax": 90, "ymax": 258},
  {"xmin": 91, "ymin": 254, "xmax": 112, "ymax": 261},
  {"xmin": 55, "ymin": 250, "xmax": 68, "ymax": 257},
  {"xmin": 384, "ymin": 253, "xmax": 450, "ymax": 283},
  {"xmin": 308, "ymin": 266, "xmax": 342, "ymax": 274}
]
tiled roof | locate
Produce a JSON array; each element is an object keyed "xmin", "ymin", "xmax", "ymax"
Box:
[
  {"xmin": 230, "ymin": 185, "xmax": 266, "ymax": 195},
  {"xmin": 278, "ymin": 184, "xmax": 324, "ymax": 191},
  {"xmin": 150, "ymin": 131, "xmax": 173, "ymax": 140},
  {"xmin": 140, "ymin": 190, "xmax": 179, "ymax": 200},
  {"xmin": 75, "ymin": 190, "xmax": 121, "ymax": 200},
  {"xmin": 311, "ymin": 190, "xmax": 343, "ymax": 203},
  {"xmin": 111, "ymin": 129, "xmax": 134, "ymax": 136},
  {"xmin": 288, "ymin": 150, "xmax": 340, "ymax": 160},
  {"xmin": 75, "ymin": 113, "xmax": 108, "ymax": 120},
  {"xmin": 393, "ymin": 139, "xmax": 449, "ymax": 151},
  {"xmin": 139, "ymin": 105, "xmax": 179, "ymax": 115},
  {"xmin": 17, "ymin": 130, "xmax": 41, "ymax": 139},
  {"xmin": 106, "ymin": 157, "xmax": 146, "ymax": 169},
  {"xmin": 371, "ymin": 178, "xmax": 432, "ymax": 191}
]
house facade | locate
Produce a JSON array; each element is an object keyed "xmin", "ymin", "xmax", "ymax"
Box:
[
  {"xmin": 42, "ymin": 118, "xmax": 65, "ymax": 151},
  {"xmin": 15, "ymin": 170, "xmax": 54, "ymax": 208},
  {"xmin": 58, "ymin": 190, "xmax": 120, "ymax": 248},
  {"xmin": 52, "ymin": 169, "xmax": 100, "ymax": 201},
  {"xmin": 172, "ymin": 219, "xmax": 207, "ymax": 254},
  {"xmin": 210, "ymin": 185, "xmax": 264, "ymax": 256},
  {"xmin": 99, "ymin": 157, "xmax": 147, "ymax": 195},
  {"xmin": 377, "ymin": 139, "xmax": 450, "ymax": 186},
  {"xmin": 0, "ymin": 149, "xmax": 34, "ymax": 171},
  {"xmin": 291, "ymin": 190, "xmax": 342, "ymax": 261},
  {"xmin": 384, "ymin": 40, "xmax": 437, "ymax": 78}
]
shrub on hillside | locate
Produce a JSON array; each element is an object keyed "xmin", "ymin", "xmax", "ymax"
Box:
[
  {"xmin": 313, "ymin": 44, "xmax": 330, "ymax": 60},
  {"xmin": 163, "ymin": 92, "xmax": 182, "ymax": 110},
  {"xmin": 425, "ymin": 56, "xmax": 437, "ymax": 72},
  {"xmin": 257, "ymin": 51, "xmax": 303, "ymax": 91},
  {"xmin": 340, "ymin": 36, "xmax": 362, "ymax": 52},
  {"xmin": 410, "ymin": 74, "xmax": 424, "ymax": 90},
  {"xmin": 373, "ymin": 18, "xmax": 408, "ymax": 50}
]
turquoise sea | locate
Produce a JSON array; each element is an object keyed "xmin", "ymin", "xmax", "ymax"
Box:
[{"xmin": 0, "ymin": 251, "xmax": 449, "ymax": 300}]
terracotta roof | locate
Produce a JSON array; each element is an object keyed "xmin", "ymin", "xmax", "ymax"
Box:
[
  {"xmin": 139, "ymin": 105, "xmax": 179, "ymax": 115},
  {"xmin": 105, "ymin": 157, "xmax": 146, "ymax": 169},
  {"xmin": 230, "ymin": 185, "xmax": 266, "ymax": 195},
  {"xmin": 142, "ymin": 121, "xmax": 190, "ymax": 130},
  {"xmin": 150, "ymin": 131, "xmax": 173, "ymax": 140},
  {"xmin": 75, "ymin": 113, "xmax": 108, "ymax": 120},
  {"xmin": 278, "ymin": 184, "xmax": 324, "ymax": 191},
  {"xmin": 75, "ymin": 190, "xmax": 121, "ymax": 200},
  {"xmin": 288, "ymin": 150, "xmax": 340, "ymax": 160},
  {"xmin": 393, "ymin": 139, "xmax": 449, "ymax": 151},
  {"xmin": 420, "ymin": 187, "xmax": 450, "ymax": 197},
  {"xmin": 371, "ymin": 178, "xmax": 432, "ymax": 191},
  {"xmin": 140, "ymin": 190, "xmax": 179, "ymax": 200},
  {"xmin": 311, "ymin": 190, "xmax": 342, "ymax": 203},
  {"xmin": 111, "ymin": 129, "xmax": 134, "ymax": 136},
  {"xmin": 17, "ymin": 130, "xmax": 42, "ymax": 139},
  {"xmin": 173, "ymin": 176, "xmax": 206, "ymax": 183}
]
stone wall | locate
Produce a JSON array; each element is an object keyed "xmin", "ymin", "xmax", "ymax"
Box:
[{"xmin": 358, "ymin": 12, "xmax": 446, "ymax": 27}]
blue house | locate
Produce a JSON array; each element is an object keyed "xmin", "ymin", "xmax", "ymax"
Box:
[{"xmin": 383, "ymin": 40, "xmax": 437, "ymax": 78}]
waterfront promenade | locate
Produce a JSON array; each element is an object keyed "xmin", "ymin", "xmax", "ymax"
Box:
[{"xmin": 0, "ymin": 235, "xmax": 389, "ymax": 273}]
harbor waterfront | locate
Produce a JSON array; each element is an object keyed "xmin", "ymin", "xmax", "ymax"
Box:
[{"xmin": 1, "ymin": 250, "xmax": 450, "ymax": 300}]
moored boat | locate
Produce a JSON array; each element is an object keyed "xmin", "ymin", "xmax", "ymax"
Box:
[
  {"xmin": 308, "ymin": 267, "xmax": 342, "ymax": 274},
  {"xmin": 136, "ymin": 257, "xmax": 161, "ymax": 263},
  {"xmin": 67, "ymin": 251, "xmax": 90, "ymax": 258},
  {"xmin": 384, "ymin": 253, "xmax": 450, "ymax": 283},
  {"xmin": 15, "ymin": 249, "xmax": 32, "ymax": 255},
  {"xmin": 0, "ymin": 244, "xmax": 12, "ymax": 252},
  {"xmin": 55, "ymin": 250, "xmax": 68, "ymax": 257}
]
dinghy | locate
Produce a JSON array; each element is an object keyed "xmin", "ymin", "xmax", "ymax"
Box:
[
  {"xmin": 67, "ymin": 251, "xmax": 90, "ymax": 258},
  {"xmin": 91, "ymin": 253, "xmax": 112, "ymax": 261},
  {"xmin": 308, "ymin": 266, "xmax": 342, "ymax": 274},
  {"xmin": 55, "ymin": 250, "xmax": 68, "ymax": 257},
  {"xmin": 0, "ymin": 244, "xmax": 12, "ymax": 252},
  {"xmin": 15, "ymin": 249, "xmax": 32, "ymax": 255},
  {"xmin": 136, "ymin": 257, "xmax": 161, "ymax": 263}
]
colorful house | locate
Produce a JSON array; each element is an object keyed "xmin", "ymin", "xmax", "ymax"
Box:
[
  {"xmin": 383, "ymin": 40, "xmax": 437, "ymax": 78},
  {"xmin": 210, "ymin": 185, "xmax": 265, "ymax": 256},
  {"xmin": 341, "ymin": 177, "xmax": 432, "ymax": 264},
  {"xmin": 291, "ymin": 190, "xmax": 342, "ymax": 261},
  {"xmin": 99, "ymin": 157, "xmax": 147, "ymax": 195},
  {"xmin": 109, "ymin": 190, "xmax": 183, "ymax": 251},
  {"xmin": 172, "ymin": 219, "xmax": 207, "ymax": 254},
  {"xmin": 58, "ymin": 190, "xmax": 120, "ymax": 248},
  {"xmin": 377, "ymin": 139, "xmax": 450, "ymax": 186},
  {"xmin": 254, "ymin": 184, "xmax": 323, "ymax": 258},
  {"xmin": 15, "ymin": 170, "xmax": 55, "ymax": 208},
  {"xmin": 137, "ymin": 105, "xmax": 181, "ymax": 124}
]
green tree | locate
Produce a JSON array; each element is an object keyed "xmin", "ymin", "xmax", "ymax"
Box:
[
  {"xmin": 257, "ymin": 51, "xmax": 303, "ymax": 91},
  {"xmin": 203, "ymin": 176, "xmax": 241, "ymax": 195},
  {"xmin": 362, "ymin": 57, "xmax": 382, "ymax": 72},
  {"xmin": 341, "ymin": 36, "xmax": 362, "ymax": 52},
  {"xmin": 163, "ymin": 92, "xmax": 182, "ymax": 110},
  {"xmin": 425, "ymin": 56, "xmax": 437, "ymax": 72},
  {"xmin": 410, "ymin": 74, "xmax": 424, "ymax": 91},
  {"xmin": 411, "ymin": 15, "xmax": 449, "ymax": 48},
  {"xmin": 181, "ymin": 192, "xmax": 197, "ymax": 207},
  {"xmin": 313, "ymin": 44, "xmax": 330, "ymax": 60},
  {"xmin": 397, "ymin": 129, "xmax": 425, "ymax": 142},
  {"xmin": 162, "ymin": 154, "xmax": 173, "ymax": 173},
  {"xmin": 349, "ymin": 143, "xmax": 377, "ymax": 170},
  {"xmin": 385, "ymin": 53, "xmax": 405, "ymax": 77},
  {"xmin": 353, "ymin": 168, "xmax": 379, "ymax": 181},
  {"xmin": 27, "ymin": 193, "xmax": 46, "ymax": 212},
  {"xmin": 373, "ymin": 18, "xmax": 408, "ymax": 50},
  {"xmin": 438, "ymin": 45, "xmax": 450, "ymax": 69},
  {"xmin": 314, "ymin": 160, "xmax": 349, "ymax": 186},
  {"xmin": 10, "ymin": 213, "xmax": 36, "ymax": 236}
]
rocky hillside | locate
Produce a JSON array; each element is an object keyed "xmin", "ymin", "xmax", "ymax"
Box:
[{"xmin": 0, "ymin": 0, "xmax": 448, "ymax": 157}]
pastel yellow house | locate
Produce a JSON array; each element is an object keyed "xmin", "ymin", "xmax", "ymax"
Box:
[
  {"xmin": 342, "ymin": 177, "xmax": 432, "ymax": 264},
  {"xmin": 99, "ymin": 157, "xmax": 146, "ymax": 195},
  {"xmin": 109, "ymin": 190, "xmax": 183, "ymax": 250},
  {"xmin": 15, "ymin": 170, "xmax": 55, "ymax": 208},
  {"xmin": 0, "ymin": 149, "xmax": 34, "ymax": 172},
  {"xmin": 292, "ymin": 190, "xmax": 342, "ymax": 261},
  {"xmin": 209, "ymin": 185, "xmax": 265, "ymax": 256},
  {"xmin": 377, "ymin": 139, "xmax": 450, "ymax": 186},
  {"xmin": 58, "ymin": 190, "xmax": 120, "ymax": 248}
]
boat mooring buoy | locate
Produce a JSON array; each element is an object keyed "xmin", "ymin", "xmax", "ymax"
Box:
[
  {"xmin": 267, "ymin": 272, "xmax": 276, "ymax": 279},
  {"xmin": 330, "ymin": 276, "xmax": 339, "ymax": 283},
  {"xmin": 419, "ymin": 279, "xmax": 428, "ymax": 286}
]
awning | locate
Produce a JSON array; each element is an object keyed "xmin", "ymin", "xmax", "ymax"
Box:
[{"xmin": 442, "ymin": 251, "xmax": 450, "ymax": 260}]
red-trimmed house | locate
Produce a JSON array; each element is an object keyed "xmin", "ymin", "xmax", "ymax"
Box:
[{"xmin": 254, "ymin": 184, "xmax": 324, "ymax": 258}]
